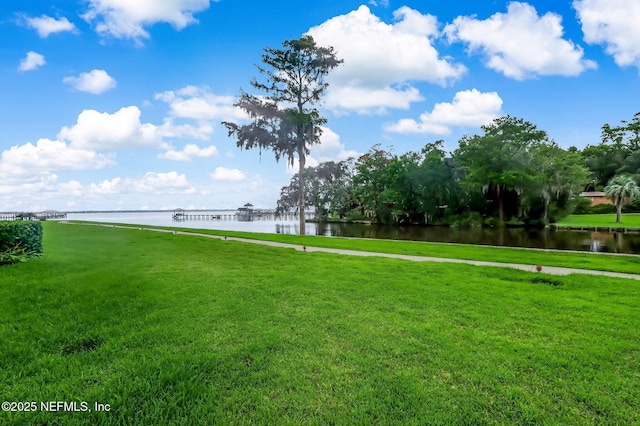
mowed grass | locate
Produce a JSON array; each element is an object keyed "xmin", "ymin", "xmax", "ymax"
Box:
[
  {"xmin": 1, "ymin": 222, "xmax": 639, "ymax": 425},
  {"xmin": 80, "ymin": 221, "xmax": 640, "ymax": 275},
  {"xmin": 556, "ymin": 213, "xmax": 640, "ymax": 228}
]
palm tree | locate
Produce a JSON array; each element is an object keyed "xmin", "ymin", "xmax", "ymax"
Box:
[{"xmin": 604, "ymin": 175, "xmax": 640, "ymax": 223}]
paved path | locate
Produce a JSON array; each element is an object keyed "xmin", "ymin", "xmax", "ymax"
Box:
[{"xmin": 73, "ymin": 222, "xmax": 640, "ymax": 281}]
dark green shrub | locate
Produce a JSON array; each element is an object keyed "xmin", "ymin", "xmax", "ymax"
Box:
[
  {"xmin": 589, "ymin": 204, "xmax": 617, "ymax": 214},
  {"xmin": 622, "ymin": 197, "xmax": 640, "ymax": 213},
  {"xmin": 571, "ymin": 197, "xmax": 592, "ymax": 215},
  {"xmin": 0, "ymin": 221, "xmax": 43, "ymax": 265},
  {"xmin": 450, "ymin": 212, "xmax": 483, "ymax": 228}
]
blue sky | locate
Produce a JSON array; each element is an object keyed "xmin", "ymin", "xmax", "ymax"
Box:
[{"xmin": 1, "ymin": 0, "xmax": 639, "ymax": 211}]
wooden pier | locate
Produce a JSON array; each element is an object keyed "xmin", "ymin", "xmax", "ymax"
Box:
[
  {"xmin": 172, "ymin": 208, "xmax": 315, "ymax": 222},
  {"xmin": 0, "ymin": 211, "xmax": 67, "ymax": 221},
  {"xmin": 173, "ymin": 212, "xmax": 223, "ymax": 221}
]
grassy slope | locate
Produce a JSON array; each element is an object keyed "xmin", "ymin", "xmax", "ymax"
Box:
[
  {"xmin": 83, "ymin": 221, "xmax": 640, "ymax": 275},
  {"xmin": 1, "ymin": 222, "xmax": 639, "ymax": 424},
  {"xmin": 555, "ymin": 213, "xmax": 640, "ymax": 228}
]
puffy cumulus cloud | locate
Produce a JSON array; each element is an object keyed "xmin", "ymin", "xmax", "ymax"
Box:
[
  {"xmin": 311, "ymin": 127, "xmax": 360, "ymax": 163},
  {"xmin": 130, "ymin": 171, "xmax": 196, "ymax": 194},
  {"xmin": 156, "ymin": 118, "xmax": 214, "ymax": 141},
  {"xmin": 40, "ymin": 105, "xmax": 208, "ymax": 155},
  {"xmin": 155, "ymin": 86, "xmax": 247, "ymax": 122},
  {"xmin": 209, "ymin": 167, "xmax": 247, "ymax": 182},
  {"xmin": 86, "ymin": 172, "xmax": 195, "ymax": 195},
  {"xmin": 58, "ymin": 106, "xmax": 165, "ymax": 150},
  {"xmin": 0, "ymin": 172, "xmax": 60, "ymax": 201},
  {"xmin": 325, "ymin": 85, "xmax": 424, "ymax": 115},
  {"xmin": 0, "ymin": 138, "xmax": 114, "ymax": 176},
  {"xmin": 159, "ymin": 143, "xmax": 219, "ymax": 161},
  {"xmin": 81, "ymin": 0, "xmax": 212, "ymax": 44},
  {"xmin": 307, "ymin": 5, "xmax": 466, "ymax": 114},
  {"xmin": 574, "ymin": 0, "xmax": 640, "ymax": 70},
  {"xmin": 445, "ymin": 2, "xmax": 597, "ymax": 80},
  {"xmin": 384, "ymin": 89, "xmax": 503, "ymax": 135},
  {"xmin": 0, "ymin": 170, "xmax": 195, "ymax": 206},
  {"xmin": 0, "ymin": 172, "xmax": 109, "ymax": 211},
  {"xmin": 88, "ymin": 177, "xmax": 123, "ymax": 195},
  {"xmin": 24, "ymin": 15, "xmax": 77, "ymax": 37},
  {"xmin": 63, "ymin": 69, "xmax": 117, "ymax": 94},
  {"xmin": 18, "ymin": 51, "xmax": 45, "ymax": 72}
]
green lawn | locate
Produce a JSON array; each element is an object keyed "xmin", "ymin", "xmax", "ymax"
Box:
[
  {"xmin": 556, "ymin": 213, "xmax": 640, "ymax": 228},
  {"xmin": 77, "ymin": 221, "xmax": 640, "ymax": 275},
  {"xmin": 1, "ymin": 222, "xmax": 639, "ymax": 424}
]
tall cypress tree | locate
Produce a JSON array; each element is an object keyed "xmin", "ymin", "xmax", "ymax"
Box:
[{"xmin": 223, "ymin": 36, "xmax": 342, "ymax": 234}]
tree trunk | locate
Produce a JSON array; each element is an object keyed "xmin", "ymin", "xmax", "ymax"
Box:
[
  {"xmin": 298, "ymin": 147, "xmax": 306, "ymax": 235},
  {"xmin": 498, "ymin": 192, "xmax": 504, "ymax": 222},
  {"xmin": 543, "ymin": 195, "xmax": 550, "ymax": 224},
  {"xmin": 616, "ymin": 205, "xmax": 622, "ymax": 223}
]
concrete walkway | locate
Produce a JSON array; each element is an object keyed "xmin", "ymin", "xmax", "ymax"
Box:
[{"xmin": 75, "ymin": 222, "xmax": 640, "ymax": 281}]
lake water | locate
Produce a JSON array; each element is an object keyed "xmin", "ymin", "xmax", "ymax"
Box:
[{"xmin": 66, "ymin": 211, "xmax": 640, "ymax": 255}]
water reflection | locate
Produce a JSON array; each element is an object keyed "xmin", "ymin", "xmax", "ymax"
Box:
[{"xmin": 308, "ymin": 223, "xmax": 640, "ymax": 254}]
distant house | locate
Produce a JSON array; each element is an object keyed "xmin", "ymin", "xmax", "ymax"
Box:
[{"xmin": 580, "ymin": 191, "xmax": 612, "ymax": 206}]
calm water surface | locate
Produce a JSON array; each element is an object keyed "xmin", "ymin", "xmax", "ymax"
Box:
[{"xmin": 67, "ymin": 211, "xmax": 640, "ymax": 254}]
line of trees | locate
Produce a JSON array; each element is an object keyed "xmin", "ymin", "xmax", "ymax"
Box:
[
  {"xmin": 277, "ymin": 114, "xmax": 640, "ymax": 227},
  {"xmin": 223, "ymin": 36, "xmax": 639, "ymax": 229}
]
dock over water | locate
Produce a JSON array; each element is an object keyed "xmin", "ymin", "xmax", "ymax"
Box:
[
  {"xmin": 172, "ymin": 208, "xmax": 314, "ymax": 222},
  {"xmin": 0, "ymin": 211, "xmax": 67, "ymax": 221}
]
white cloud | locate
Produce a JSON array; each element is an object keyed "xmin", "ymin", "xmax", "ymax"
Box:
[
  {"xmin": 25, "ymin": 15, "xmax": 77, "ymax": 37},
  {"xmin": 89, "ymin": 172, "xmax": 196, "ymax": 195},
  {"xmin": 1, "ymin": 171, "xmax": 195, "ymax": 200},
  {"xmin": 209, "ymin": 167, "xmax": 247, "ymax": 182},
  {"xmin": 286, "ymin": 156, "xmax": 320, "ymax": 175},
  {"xmin": 63, "ymin": 69, "xmax": 117, "ymax": 94},
  {"xmin": 153, "ymin": 86, "xmax": 245, "ymax": 143},
  {"xmin": 131, "ymin": 171, "xmax": 196, "ymax": 194},
  {"xmin": 0, "ymin": 138, "xmax": 114, "ymax": 176},
  {"xmin": 159, "ymin": 143, "xmax": 219, "ymax": 161},
  {"xmin": 283, "ymin": 128, "xmax": 357, "ymax": 175},
  {"xmin": 444, "ymin": 2, "xmax": 597, "ymax": 79},
  {"xmin": 58, "ymin": 106, "xmax": 165, "ymax": 150},
  {"xmin": 384, "ymin": 89, "xmax": 503, "ymax": 135},
  {"xmin": 156, "ymin": 118, "xmax": 213, "ymax": 141},
  {"xmin": 155, "ymin": 86, "xmax": 247, "ymax": 122},
  {"xmin": 0, "ymin": 172, "xmax": 59, "ymax": 198},
  {"xmin": 311, "ymin": 127, "xmax": 360, "ymax": 162},
  {"xmin": 18, "ymin": 51, "xmax": 45, "ymax": 72},
  {"xmin": 325, "ymin": 86, "xmax": 424, "ymax": 115},
  {"xmin": 574, "ymin": 0, "xmax": 640, "ymax": 70},
  {"xmin": 81, "ymin": 0, "xmax": 212, "ymax": 44},
  {"xmin": 307, "ymin": 5, "xmax": 466, "ymax": 114},
  {"xmin": 88, "ymin": 177, "xmax": 123, "ymax": 195}
]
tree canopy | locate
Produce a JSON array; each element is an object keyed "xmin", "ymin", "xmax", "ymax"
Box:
[
  {"xmin": 453, "ymin": 116, "xmax": 548, "ymax": 222},
  {"xmin": 270, "ymin": 112, "xmax": 640, "ymax": 227}
]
